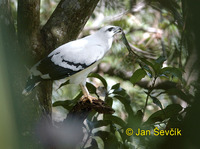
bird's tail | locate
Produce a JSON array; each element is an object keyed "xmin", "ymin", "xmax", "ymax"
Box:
[{"xmin": 22, "ymin": 75, "xmax": 42, "ymax": 96}]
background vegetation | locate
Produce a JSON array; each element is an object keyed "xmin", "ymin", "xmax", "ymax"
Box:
[{"xmin": 0, "ymin": 0, "xmax": 200, "ymax": 149}]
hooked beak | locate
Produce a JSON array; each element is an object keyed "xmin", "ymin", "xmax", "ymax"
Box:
[{"xmin": 114, "ymin": 27, "xmax": 122, "ymax": 34}]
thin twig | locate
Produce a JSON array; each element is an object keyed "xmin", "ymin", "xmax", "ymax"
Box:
[
  {"xmin": 143, "ymin": 91, "xmax": 150, "ymax": 116},
  {"xmin": 143, "ymin": 77, "xmax": 157, "ymax": 119},
  {"xmin": 81, "ymin": 128, "xmax": 93, "ymax": 149}
]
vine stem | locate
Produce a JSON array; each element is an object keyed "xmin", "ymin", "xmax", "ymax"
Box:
[
  {"xmin": 81, "ymin": 128, "xmax": 92, "ymax": 149},
  {"xmin": 143, "ymin": 91, "xmax": 150, "ymax": 116},
  {"xmin": 143, "ymin": 77, "xmax": 157, "ymax": 119}
]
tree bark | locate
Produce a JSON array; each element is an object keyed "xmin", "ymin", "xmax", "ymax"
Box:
[
  {"xmin": 38, "ymin": 0, "xmax": 99, "ymax": 116},
  {"xmin": 17, "ymin": 0, "xmax": 52, "ymax": 116},
  {"xmin": 18, "ymin": 0, "xmax": 43, "ymax": 60},
  {"xmin": 1, "ymin": 0, "xmax": 100, "ymax": 148},
  {"xmin": 41, "ymin": 0, "xmax": 99, "ymax": 51},
  {"xmin": 1, "ymin": 0, "xmax": 43, "ymax": 149},
  {"xmin": 17, "ymin": 0, "xmax": 100, "ymax": 116}
]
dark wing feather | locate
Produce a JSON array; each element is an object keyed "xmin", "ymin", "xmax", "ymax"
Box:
[{"xmin": 36, "ymin": 55, "xmax": 95, "ymax": 80}]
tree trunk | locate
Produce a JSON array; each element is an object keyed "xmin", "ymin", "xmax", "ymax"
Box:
[{"xmin": 1, "ymin": 0, "xmax": 99, "ymax": 148}]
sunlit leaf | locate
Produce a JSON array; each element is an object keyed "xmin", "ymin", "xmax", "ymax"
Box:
[
  {"xmin": 115, "ymin": 130, "xmax": 123, "ymax": 143},
  {"xmin": 130, "ymin": 68, "xmax": 146, "ymax": 85},
  {"xmin": 53, "ymin": 92, "xmax": 82, "ymax": 110},
  {"xmin": 53, "ymin": 100, "xmax": 74, "ymax": 110}
]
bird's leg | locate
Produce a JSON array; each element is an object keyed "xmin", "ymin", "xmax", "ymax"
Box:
[{"xmin": 80, "ymin": 84, "xmax": 98, "ymax": 103}]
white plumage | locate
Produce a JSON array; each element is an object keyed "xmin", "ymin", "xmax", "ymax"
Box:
[{"xmin": 22, "ymin": 25, "xmax": 122, "ymax": 102}]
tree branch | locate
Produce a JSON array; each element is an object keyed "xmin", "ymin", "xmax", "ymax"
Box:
[{"xmin": 41, "ymin": 0, "xmax": 99, "ymax": 52}]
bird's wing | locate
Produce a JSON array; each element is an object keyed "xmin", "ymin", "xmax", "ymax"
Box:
[{"xmin": 30, "ymin": 38, "xmax": 105, "ymax": 80}]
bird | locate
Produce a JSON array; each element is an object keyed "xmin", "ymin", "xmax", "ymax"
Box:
[{"xmin": 22, "ymin": 25, "xmax": 122, "ymax": 103}]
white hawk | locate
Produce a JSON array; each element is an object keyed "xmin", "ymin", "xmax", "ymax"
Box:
[{"xmin": 22, "ymin": 25, "xmax": 122, "ymax": 103}]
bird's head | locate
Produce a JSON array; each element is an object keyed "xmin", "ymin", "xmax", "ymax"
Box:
[{"xmin": 99, "ymin": 25, "xmax": 122, "ymax": 39}]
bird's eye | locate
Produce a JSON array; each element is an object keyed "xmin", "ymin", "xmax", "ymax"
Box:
[{"xmin": 107, "ymin": 27, "xmax": 114, "ymax": 32}]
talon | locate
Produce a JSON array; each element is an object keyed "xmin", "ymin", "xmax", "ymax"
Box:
[
  {"xmin": 80, "ymin": 84, "xmax": 98, "ymax": 103},
  {"xmin": 80, "ymin": 95, "xmax": 98, "ymax": 103}
]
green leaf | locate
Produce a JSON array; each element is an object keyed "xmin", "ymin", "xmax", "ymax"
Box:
[
  {"xmin": 91, "ymin": 139, "xmax": 98, "ymax": 148},
  {"xmin": 53, "ymin": 92, "xmax": 82, "ymax": 110},
  {"xmin": 130, "ymin": 68, "xmax": 146, "ymax": 85},
  {"xmin": 86, "ymin": 82, "xmax": 97, "ymax": 95},
  {"xmin": 88, "ymin": 73, "xmax": 108, "ymax": 89},
  {"xmin": 114, "ymin": 95, "xmax": 134, "ymax": 119},
  {"xmin": 150, "ymin": 95, "xmax": 163, "ymax": 110},
  {"xmin": 94, "ymin": 131, "xmax": 119, "ymax": 149},
  {"xmin": 53, "ymin": 100, "xmax": 74, "ymax": 110},
  {"xmin": 133, "ymin": 110, "xmax": 143, "ymax": 126},
  {"xmin": 142, "ymin": 65, "xmax": 153, "ymax": 78},
  {"xmin": 104, "ymin": 115, "xmax": 126, "ymax": 128},
  {"xmin": 115, "ymin": 130, "xmax": 123, "ymax": 143},
  {"xmin": 160, "ymin": 67, "xmax": 183, "ymax": 80},
  {"xmin": 144, "ymin": 104, "xmax": 183, "ymax": 125},
  {"xmin": 93, "ymin": 120, "xmax": 111, "ymax": 128},
  {"xmin": 110, "ymin": 83, "xmax": 124, "ymax": 97},
  {"xmin": 140, "ymin": 58, "xmax": 155, "ymax": 71},
  {"xmin": 110, "ymin": 123, "xmax": 117, "ymax": 133},
  {"xmin": 112, "ymin": 87, "xmax": 126, "ymax": 96},
  {"xmin": 154, "ymin": 56, "xmax": 166, "ymax": 74},
  {"xmin": 87, "ymin": 111, "xmax": 97, "ymax": 121},
  {"xmin": 105, "ymin": 97, "xmax": 113, "ymax": 107},
  {"xmin": 155, "ymin": 56, "xmax": 166, "ymax": 65},
  {"xmin": 111, "ymin": 83, "xmax": 120, "ymax": 90}
]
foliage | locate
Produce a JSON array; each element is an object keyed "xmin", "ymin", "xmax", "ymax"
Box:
[
  {"xmin": 54, "ymin": 53, "xmax": 188, "ymax": 148},
  {"xmin": 4, "ymin": 0, "xmax": 198, "ymax": 149},
  {"xmin": 51, "ymin": 0, "xmax": 195, "ymax": 148}
]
